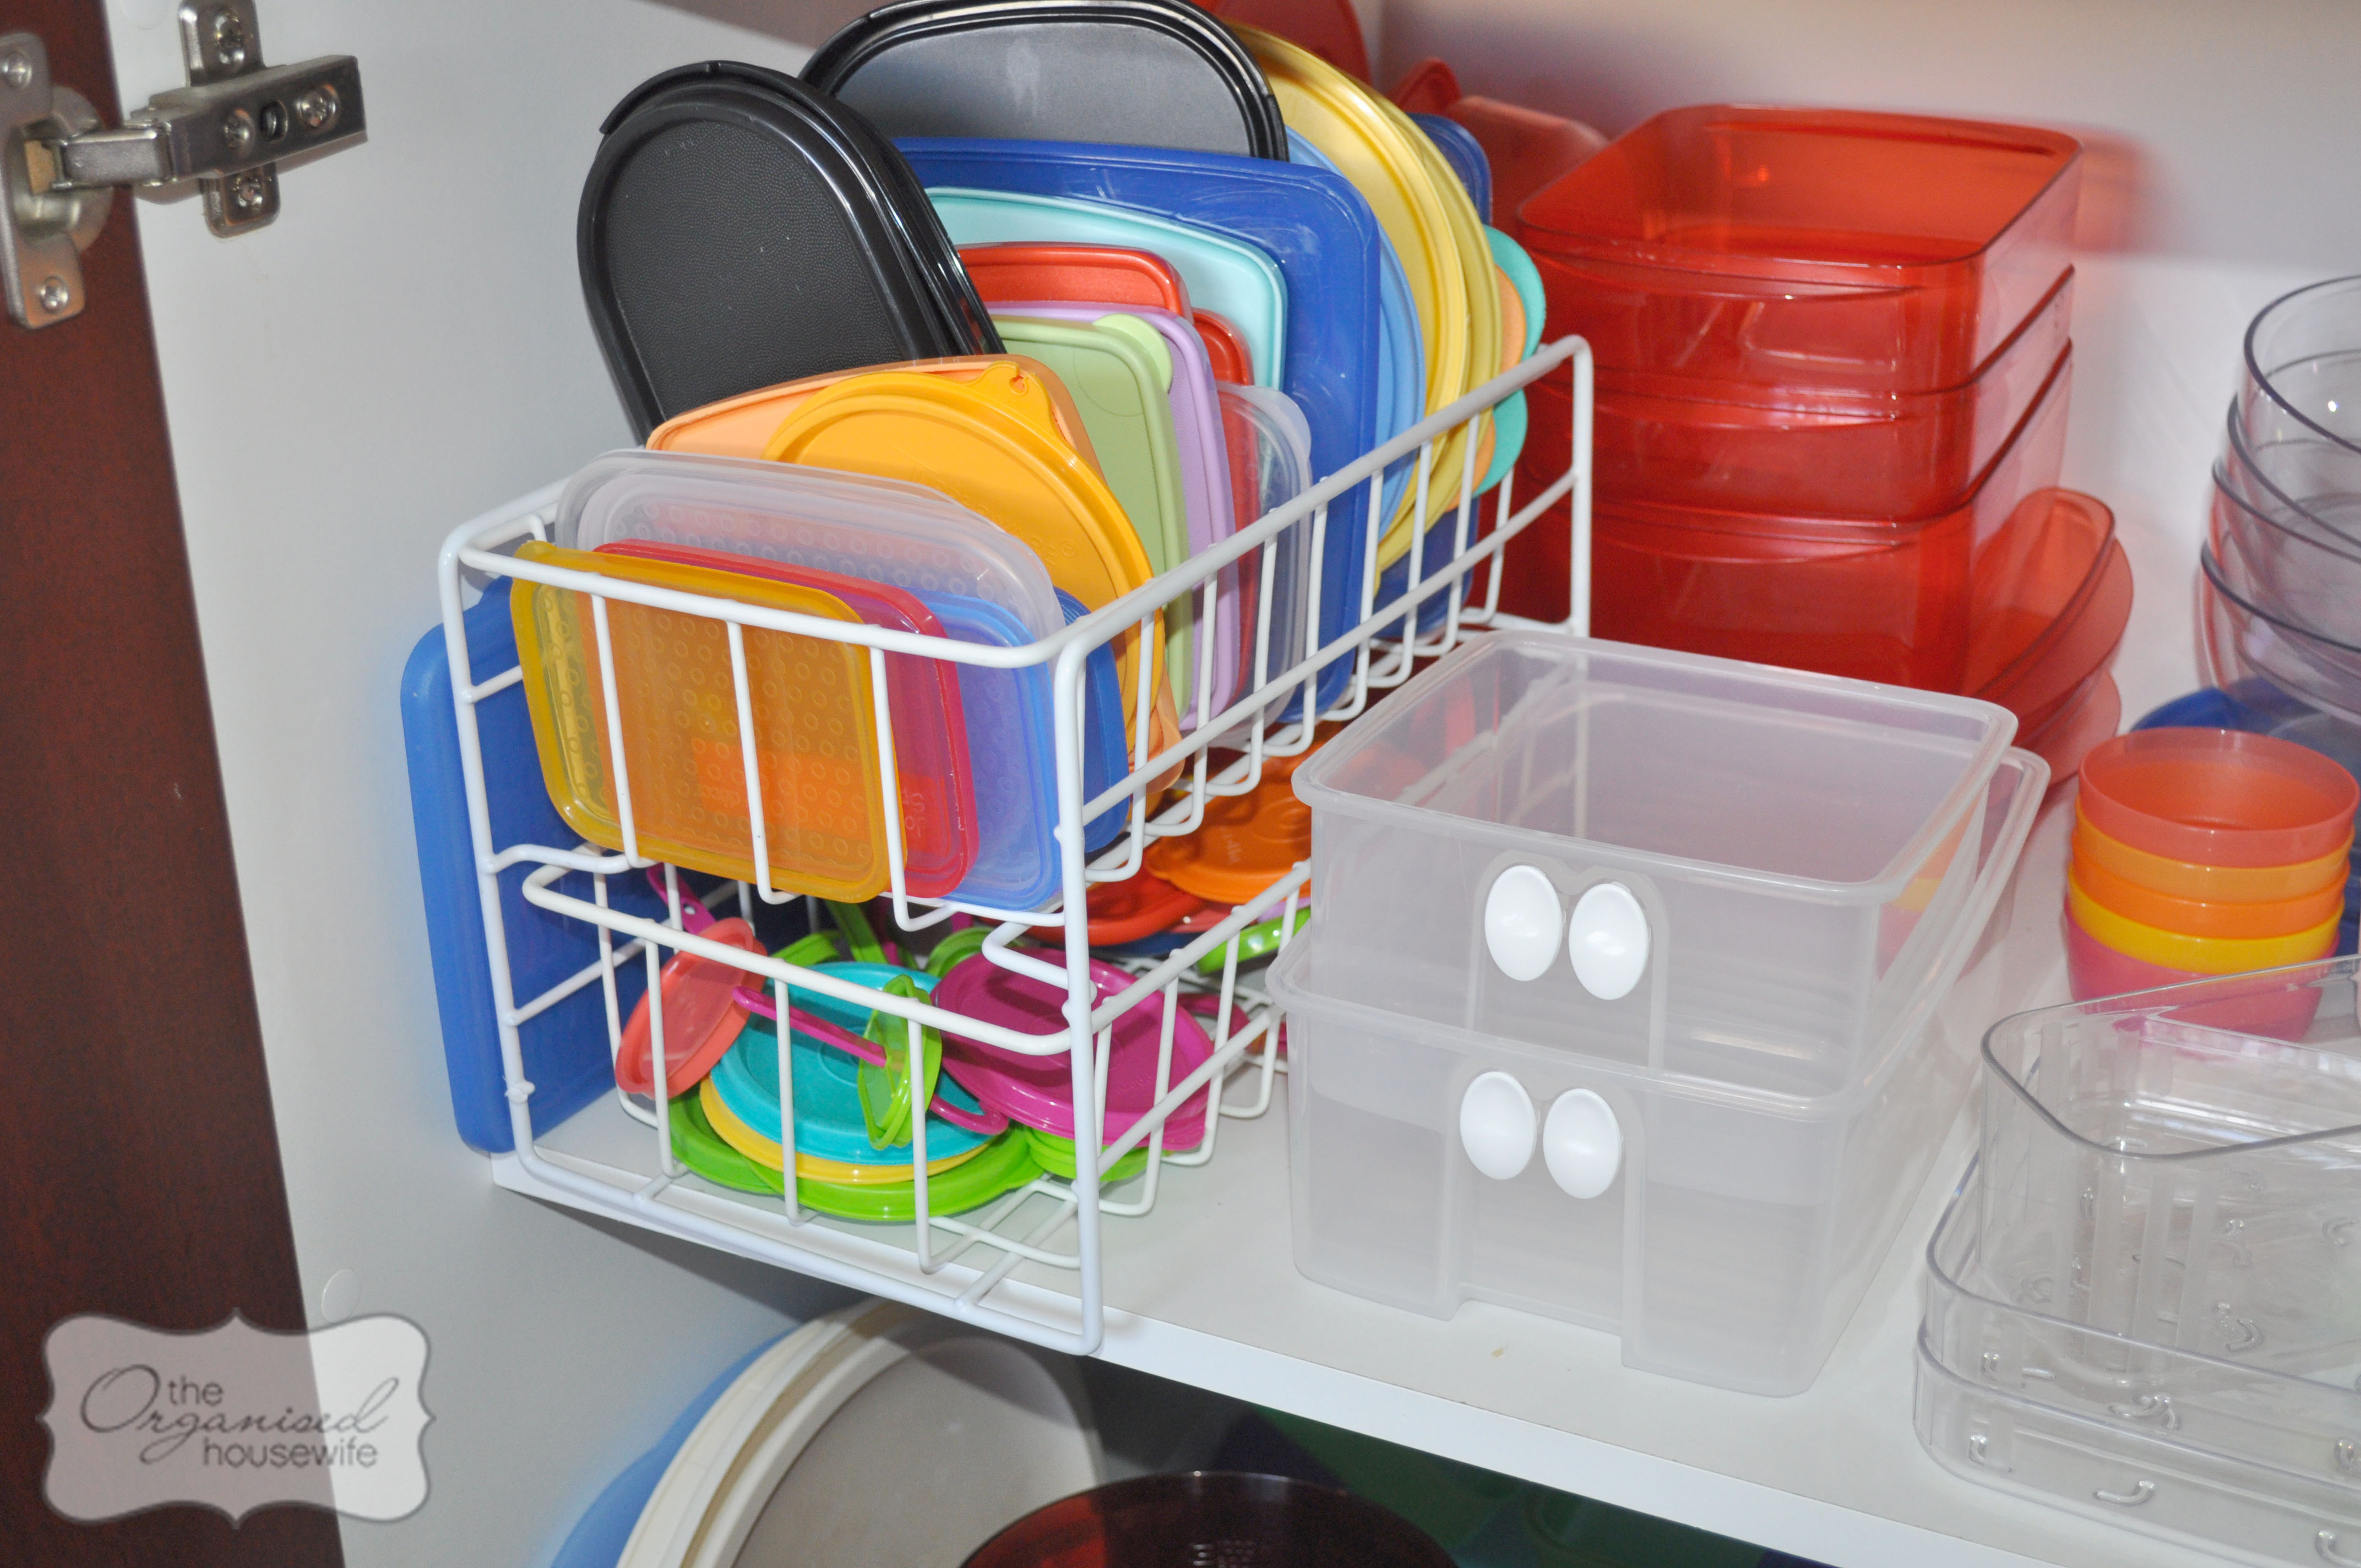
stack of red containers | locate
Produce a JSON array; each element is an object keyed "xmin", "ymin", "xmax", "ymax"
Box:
[{"xmin": 1501, "ymin": 105, "xmax": 2132, "ymax": 780}]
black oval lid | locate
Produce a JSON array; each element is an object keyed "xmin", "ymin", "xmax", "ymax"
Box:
[
  {"xmin": 806, "ymin": 0, "xmax": 1287, "ymax": 162},
  {"xmin": 579, "ymin": 61, "xmax": 999, "ymax": 439}
]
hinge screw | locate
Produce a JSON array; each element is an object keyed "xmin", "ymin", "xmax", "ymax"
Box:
[
  {"xmin": 220, "ymin": 105, "xmax": 255, "ymax": 156},
  {"xmin": 36, "ymin": 275, "xmax": 68, "ymax": 313},
  {"xmin": 226, "ymin": 169, "xmax": 268, "ymax": 214},
  {"xmin": 206, "ymin": 8, "xmax": 249, "ymax": 74},
  {"xmin": 293, "ymin": 84, "xmax": 338, "ymax": 132},
  {"xmin": 0, "ymin": 50, "xmax": 30, "ymax": 90}
]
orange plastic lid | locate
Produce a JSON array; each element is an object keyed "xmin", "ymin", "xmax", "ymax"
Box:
[
  {"xmin": 644, "ymin": 355, "xmax": 1101, "ymax": 473},
  {"xmin": 2072, "ymin": 810, "xmax": 2350, "ymax": 905},
  {"xmin": 1496, "ymin": 262, "xmax": 1527, "ymax": 370},
  {"xmin": 961, "ymin": 242, "xmax": 1191, "ymax": 316},
  {"xmin": 509, "ymin": 540, "xmax": 891, "ymax": 900},
  {"xmin": 1087, "ymin": 866, "xmax": 1208, "ymax": 945},
  {"xmin": 2077, "ymin": 728, "xmax": 2360, "ymax": 868},
  {"xmin": 1193, "ymin": 311, "xmax": 1253, "ymax": 385},
  {"xmin": 2071, "ymin": 846, "xmax": 2345, "ymax": 940},
  {"xmin": 1145, "ymin": 730, "xmax": 1335, "ymax": 905},
  {"xmin": 761, "ymin": 362, "xmax": 1178, "ymax": 763}
]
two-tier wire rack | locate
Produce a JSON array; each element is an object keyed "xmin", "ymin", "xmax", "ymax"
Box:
[{"xmin": 436, "ymin": 339, "xmax": 1593, "ymax": 1353}]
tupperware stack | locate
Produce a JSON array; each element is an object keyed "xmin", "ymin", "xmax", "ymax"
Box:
[
  {"xmin": 2063, "ymin": 729, "xmax": 2355, "ymax": 1000},
  {"xmin": 1499, "ymin": 106, "xmax": 2132, "ymax": 785},
  {"xmin": 1919, "ymin": 960, "xmax": 2361, "ymax": 1564},
  {"xmin": 1266, "ymin": 630, "xmax": 2046, "ymax": 1393}
]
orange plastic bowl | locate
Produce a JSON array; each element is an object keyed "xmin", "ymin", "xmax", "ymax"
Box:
[
  {"xmin": 2072, "ymin": 809, "xmax": 2350, "ymax": 904},
  {"xmin": 2070, "ymin": 846, "xmax": 2344, "ymax": 939},
  {"xmin": 2077, "ymin": 727, "xmax": 2358, "ymax": 868}
]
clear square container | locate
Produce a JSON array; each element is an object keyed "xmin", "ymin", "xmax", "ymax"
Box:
[
  {"xmin": 1975, "ymin": 959, "xmax": 2361, "ymax": 1395},
  {"xmin": 1273, "ymin": 733, "xmax": 2040, "ymax": 1392},
  {"xmin": 1270, "ymin": 630, "xmax": 2041, "ymax": 1392},
  {"xmin": 1520, "ymin": 105, "xmax": 2081, "ymax": 395}
]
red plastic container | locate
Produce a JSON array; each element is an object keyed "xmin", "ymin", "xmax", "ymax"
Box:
[
  {"xmin": 1964, "ymin": 488, "xmax": 2131, "ymax": 732},
  {"xmin": 1521, "ymin": 106, "xmax": 2081, "ymax": 394},
  {"xmin": 1585, "ymin": 349, "xmax": 2071, "ymax": 689},
  {"xmin": 1534, "ymin": 273, "xmax": 2071, "ymax": 519},
  {"xmin": 2021, "ymin": 669, "xmax": 2120, "ymax": 789}
]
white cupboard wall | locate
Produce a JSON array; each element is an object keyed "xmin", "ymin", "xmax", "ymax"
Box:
[
  {"xmin": 100, "ymin": 4, "xmax": 850, "ymax": 1566},
  {"xmin": 96, "ymin": 0, "xmax": 2361, "ymax": 1562}
]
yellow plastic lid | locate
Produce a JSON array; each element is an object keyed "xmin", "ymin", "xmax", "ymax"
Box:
[
  {"xmin": 763, "ymin": 363, "xmax": 1179, "ymax": 765},
  {"xmin": 644, "ymin": 354, "xmax": 1104, "ymax": 475},
  {"xmin": 509, "ymin": 540, "xmax": 892, "ymax": 900}
]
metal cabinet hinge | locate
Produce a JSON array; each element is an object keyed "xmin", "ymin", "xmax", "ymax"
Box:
[{"xmin": 2, "ymin": 1, "xmax": 364, "ymax": 328}]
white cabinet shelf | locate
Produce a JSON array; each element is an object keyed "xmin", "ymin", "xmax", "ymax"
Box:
[{"xmin": 494, "ymin": 797, "xmax": 2245, "ymax": 1568}]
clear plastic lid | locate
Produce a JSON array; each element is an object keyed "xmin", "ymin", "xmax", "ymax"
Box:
[
  {"xmin": 553, "ymin": 448, "xmax": 1060, "ymax": 641},
  {"xmin": 1218, "ymin": 382, "xmax": 1314, "ymax": 690}
]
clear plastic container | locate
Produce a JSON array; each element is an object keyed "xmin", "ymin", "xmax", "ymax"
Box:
[
  {"xmin": 1535, "ymin": 271, "xmax": 2072, "ymax": 520},
  {"xmin": 1520, "ymin": 106, "xmax": 2081, "ymax": 394},
  {"xmin": 1589, "ymin": 350, "xmax": 2071, "ymax": 690},
  {"xmin": 2215, "ymin": 443, "xmax": 2361, "ymax": 644},
  {"xmin": 2238, "ymin": 274, "xmax": 2361, "ymax": 475},
  {"xmin": 2203, "ymin": 547, "xmax": 2361, "ymax": 728},
  {"xmin": 1274, "ymin": 660, "xmax": 2040, "ymax": 1391}
]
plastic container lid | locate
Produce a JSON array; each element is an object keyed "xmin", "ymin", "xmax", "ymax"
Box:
[
  {"xmin": 599, "ymin": 540, "xmax": 980, "ymax": 900},
  {"xmin": 706, "ymin": 981, "xmax": 996, "ymax": 1165},
  {"xmin": 2071, "ymin": 841, "xmax": 2343, "ymax": 940},
  {"xmin": 901, "ymin": 133, "xmax": 1389, "ymax": 717},
  {"xmin": 1198, "ymin": 0, "xmax": 1371, "ymax": 80},
  {"xmin": 926, "ymin": 187, "xmax": 1286, "ymax": 387},
  {"xmin": 509, "ymin": 541, "xmax": 893, "ymax": 900},
  {"xmin": 961, "ymin": 1472, "xmax": 1455, "ymax": 1568},
  {"xmin": 2077, "ymin": 728, "xmax": 2360, "ymax": 869},
  {"xmin": 2066, "ymin": 870, "xmax": 2340, "ymax": 974},
  {"xmin": 644, "ymin": 355, "xmax": 1102, "ymax": 475},
  {"xmin": 999, "ymin": 302, "xmax": 1242, "ymax": 726},
  {"xmin": 556, "ymin": 447, "xmax": 1062, "ymax": 641},
  {"xmin": 991, "ymin": 312, "xmax": 1198, "ymax": 715},
  {"xmin": 962, "ymin": 242, "xmax": 1191, "ymax": 315},
  {"xmin": 612, "ymin": 917, "xmax": 764, "ymax": 1097},
  {"xmin": 698, "ymin": 1076, "xmax": 987, "ymax": 1184},
  {"xmin": 1193, "ymin": 310, "xmax": 1253, "ymax": 385},
  {"xmin": 1218, "ymin": 382, "xmax": 1315, "ymax": 696},
  {"xmin": 1086, "ymin": 866, "xmax": 1207, "ymax": 944},
  {"xmin": 760, "ymin": 362, "xmax": 1173, "ymax": 759},
  {"xmin": 1413, "ymin": 112, "xmax": 1492, "ymax": 221},
  {"xmin": 1144, "ymin": 728, "xmax": 1331, "ymax": 905},
  {"xmin": 805, "ymin": 0, "xmax": 1288, "ymax": 160},
  {"xmin": 578, "ymin": 62, "xmax": 995, "ymax": 439},
  {"xmin": 934, "ymin": 952, "xmax": 1213, "ymax": 1149}
]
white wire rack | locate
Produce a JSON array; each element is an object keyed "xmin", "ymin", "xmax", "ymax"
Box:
[{"xmin": 437, "ymin": 337, "xmax": 1593, "ymax": 1354}]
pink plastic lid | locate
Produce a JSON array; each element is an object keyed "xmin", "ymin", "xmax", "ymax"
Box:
[
  {"xmin": 2077, "ymin": 728, "xmax": 2359, "ymax": 869},
  {"xmin": 935, "ymin": 954, "xmax": 1213, "ymax": 1150},
  {"xmin": 598, "ymin": 541, "xmax": 978, "ymax": 899}
]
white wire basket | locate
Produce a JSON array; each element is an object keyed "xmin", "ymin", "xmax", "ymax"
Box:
[{"xmin": 435, "ymin": 338, "xmax": 1594, "ymax": 1354}]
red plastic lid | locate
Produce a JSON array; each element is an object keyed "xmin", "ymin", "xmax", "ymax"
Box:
[
  {"xmin": 1193, "ymin": 311, "xmax": 1253, "ymax": 385},
  {"xmin": 961, "ymin": 243, "xmax": 1190, "ymax": 317},
  {"xmin": 1388, "ymin": 57, "xmax": 1461, "ymax": 116},
  {"xmin": 962, "ymin": 1472, "xmax": 1452, "ymax": 1567},
  {"xmin": 597, "ymin": 541, "xmax": 980, "ymax": 899},
  {"xmin": 614, "ymin": 918, "xmax": 763, "ymax": 1097},
  {"xmin": 2078, "ymin": 728, "xmax": 2360, "ymax": 868},
  {"xmin": 1190, "ymin": 0, "xmax": 1369, "ymax": 80},
  {"xmin": 1086, "ymin": 867, "xmax": 1207, "ymax": 945}
]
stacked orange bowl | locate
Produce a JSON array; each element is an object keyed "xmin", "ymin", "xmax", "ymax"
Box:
[{"xmin": 2066, "ymin": 728, "xmax": 2357, "ymax": 999}]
